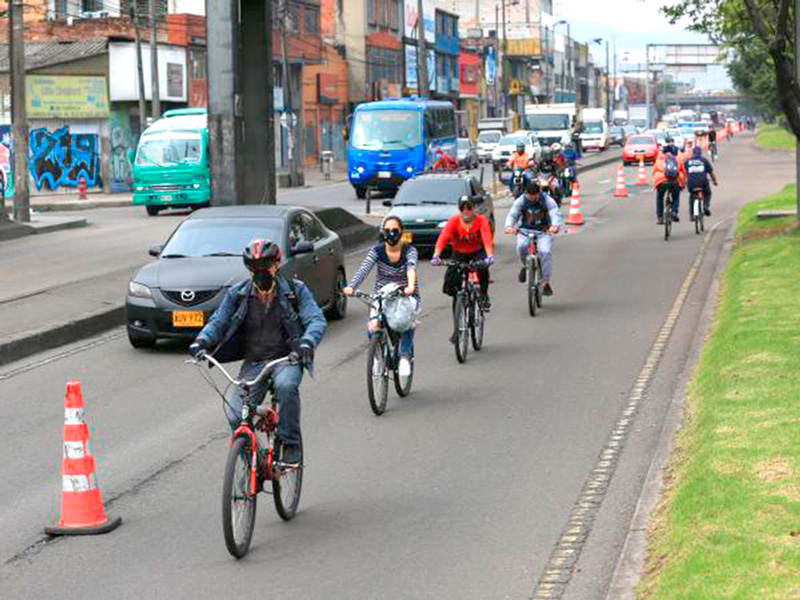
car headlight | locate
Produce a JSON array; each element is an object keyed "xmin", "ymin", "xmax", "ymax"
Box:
[
  {"xmin": 192, "ymin": 183, "xmax": 201, "ymax": 189},
  {"xmin": 406, "ymin": 166, "xmax": 413, "ymax": 172},
  {"xmin": 356, "ymin": 166, "xmax": 364, "ymax": 173},
  {"xmin": 134, "ymin": 186, "xmax": 145, "ymax": 192},
  {"xmin": 437, "ymin": 221, "xmax": 448, "ymax": 228},
  {"xmin": 128, "ymin": 281, "xmax": 152, "ymax": 298}
]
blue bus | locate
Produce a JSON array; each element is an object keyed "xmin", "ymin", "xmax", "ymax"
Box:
[{"xmin": 347, "ymin": 98, "xmax": 457, "ymax": 198}]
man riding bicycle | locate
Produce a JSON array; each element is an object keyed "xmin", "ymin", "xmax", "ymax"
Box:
[
  {"xmin": 652, "ymin": 139, "xmax": 686, "ymax": 225},
  {"xmin": 189, "ymin": 239, "xmax": 327, "ymax": 467},
  {"xmin": 432, "ymin": 195, "xmax": 494, "ymax": 337},
  {"xmin": 684, "ymin": 145, "xmax": 718, "ymax": 217},
  {"xmin": 505, "ymin": 174, "xmax": 561, "ymax": 295},
  {"xmin": 707, "ymin": 127, "xmax": 717, "ymax": 158}
]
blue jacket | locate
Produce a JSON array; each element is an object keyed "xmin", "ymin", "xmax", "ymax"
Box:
[{"xmin": 194, "ymin": 275, "xmax": 327, "ymax": 364}]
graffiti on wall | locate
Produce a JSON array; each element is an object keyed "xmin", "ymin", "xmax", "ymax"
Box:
[
  {"xmin": 28, "ymin": 127, "xmax": 101, "ymax": 192},
  {"xmin": 108, "ymin": 107, "xmax": 134, "ymax": 193},
  {"xmin": 0, "ymin": 126, "xmax": 13, "ymax": 198}
]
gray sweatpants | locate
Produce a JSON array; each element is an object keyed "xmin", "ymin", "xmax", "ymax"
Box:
[{"xmin": 516, "ymin": 231, "xmax": 553, "ymax": 279}]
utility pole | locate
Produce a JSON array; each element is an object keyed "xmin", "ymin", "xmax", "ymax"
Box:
[
  {"xmin": 10, "ymin": 0, "xmax": 29, "ymax": 223},
  {"xmin": 501, "ymin": 0, "xmax": 507, "ymax": 117},
  {"xmin": 416, "ymin": 0, "xmax": 428, "ymax": 97},
  {"xmin": 494, "ymin": 6, "xmax": 499, "ymax": 115},
  {"xmin": 605, "ymin": 40, "xmax": 610, "ymax": 117},
  {"xmin": 644, "ymin": 44, "xmax": 651, "ymax": 129},
  {"xmin": 795, "ymin": 0, "xmax": 799, "ymax": 221},
  {"xmin": 149, "ymin": 0, "xmax": 161, "ymax": 119},
  {"xmin": 132, "ymin": 0, "xmax": 147, "ymax": 133},
  {"xmin": 280, "ymin": 0, "xmax": 301, "ymax": 186},
  {"xmin": 612, "ymin": 35, "xmax": 617, "ymax": 112}
]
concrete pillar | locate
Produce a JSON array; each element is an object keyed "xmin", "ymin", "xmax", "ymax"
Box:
[{"xmin": 206, "ymin": 0, "xmax": 275, "ymax": 205}]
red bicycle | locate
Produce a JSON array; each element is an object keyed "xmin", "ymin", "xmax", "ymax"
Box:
[{"xmin": 190, "ymin": 353, "xmax": 303, "ymax": 558}]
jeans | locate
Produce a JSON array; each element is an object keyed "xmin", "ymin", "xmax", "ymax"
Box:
[
  {"xmin": 656, "ymin": 183, "xmax": 680, "ymax": 219},
  {"xmin": 448, "ymin": 250, "xmax": 489, "ymax": 296},
  {"xmin": 689, "ymin": 184, "xmax": 712, "ymax": 212},
  {"xmin": 516, "ymin": 231, "xmax": 553, "ymax": 279},
  {"xmin": 224, "ymin": 361, "xmax": 303, "ymax": 446}
]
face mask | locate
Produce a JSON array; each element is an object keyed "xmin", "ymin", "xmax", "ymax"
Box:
[
  {"xmin": 253, "ymin": 270, "xmax": 274, "ymax": 292},
  {"xmin": 384, "ymin": 229, "xmax": 402, "ymax": 246}
]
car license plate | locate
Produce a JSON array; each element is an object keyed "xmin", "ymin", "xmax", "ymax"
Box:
[
  {"xmin": 172, "ymin": 310, "xmax": 204, "ymax": 328},
  {"xmin": 378, "ymin": 171, "xmax": 391, "ymax": 179},
  {"xmin": 401, "ymin": 232, "xmax": 413, "ymax": 244},
  {"xmin": 162, "ymin": 194, "xmax": 172, "ymax": 201}
]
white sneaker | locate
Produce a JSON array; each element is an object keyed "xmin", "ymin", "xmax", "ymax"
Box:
[{"xmin": 398, "ymin": 357, "xmax": 412, "ymax": 378}]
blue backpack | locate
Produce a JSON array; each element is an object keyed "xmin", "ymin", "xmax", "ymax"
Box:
[{"xmin": 664, "ymin": 154, "xmax": 679, "ymax": 181}]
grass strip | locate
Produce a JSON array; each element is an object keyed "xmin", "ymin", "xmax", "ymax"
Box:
[
  {"xmin": 756, "ymin": 124, "xmax": 796, "ymax": 151},
  {"xmin": 637, "ymin": 185, "xmax": 800, "ymax": 599}
]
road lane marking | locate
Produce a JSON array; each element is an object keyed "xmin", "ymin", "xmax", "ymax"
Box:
[{"xmin": 530, "ymin": 220, "xmax": 723, "ymax": 599}]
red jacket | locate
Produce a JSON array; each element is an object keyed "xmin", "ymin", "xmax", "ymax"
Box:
[{"xmin": 434, "ymin": 213, "xmax": 493, "ymax": 256}]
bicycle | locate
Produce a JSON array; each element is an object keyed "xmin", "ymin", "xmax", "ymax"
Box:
[
  {"xmin": 519, "ymin": 230, "xmax": 545, "ymax": 316},
  {"xmin": 709, "ymin": 141, "xmax": 718, "ymax": 162},
  {"xmin": 690, "ymin": 187, "xmax": 705, "ymax": 235},
  {"xmin": 660, "ymin": 183, "xmax": 679, "ymax": 241},
  {"xmin": 188, "ymin": 353, "xmax": 303, "ymax": 559},
  {"xmin": 353, "ymin": 286, "xmax": 414, "ymax": 415},
  {"xmin": 439, "ymin": 259, "xmax": 487, "ymax": 363}
]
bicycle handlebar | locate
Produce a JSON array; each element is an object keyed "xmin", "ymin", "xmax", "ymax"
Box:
[
  {"xmin": 352, "ymin": 287, "xmax": 405, "ymax": 307},
  {"xmin": 187, "ymin": 353, "xmax": 294, "ymax": 388},
  {"xmin": 437, "ymin": 259, "xmax": 487, "ymax": 269}
]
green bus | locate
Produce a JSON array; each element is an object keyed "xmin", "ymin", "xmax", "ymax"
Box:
[{"xmin": 130, "ymin": 108, "xmax": 211, "ymax": 216}]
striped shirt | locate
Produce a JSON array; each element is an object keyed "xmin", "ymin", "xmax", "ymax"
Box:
[{"xmin": 349, "ymin": 244, "xmax": 419, "ymax": 297}]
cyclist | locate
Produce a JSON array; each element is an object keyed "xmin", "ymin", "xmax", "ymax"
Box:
[
  {"xmin": 652, "ymin": 140, "xmax": 686, "ymax": 225},
  {"xmin": 684, "ymin": 145, "xmax": 718, "ymax": 217},
  {"xmin": 343, "ymin": 216, "xmax": 419, "ymax": 378},
  {"xmin": 189, "ymin": 239, "xmax": 327, "ymax": 467},
  {"xmin": 505, "ymin": 174, "xmax": 561, "ymax": 295},
  {"xmin": 707, "ymin": 127, "xmax": 717, "ymax": 158},
  {"xmin": 432, "ymin": 195, "xmax": 494, "ymax": 338}
]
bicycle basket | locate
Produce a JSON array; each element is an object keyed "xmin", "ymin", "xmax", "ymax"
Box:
[{"xmin": 384, "ymin": 293, "xmax": 416, "ymax": 333}]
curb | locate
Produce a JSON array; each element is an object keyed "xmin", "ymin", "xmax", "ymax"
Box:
[
  {"xmin": 32, "ymin": 200, "xmax": 131, "ymax": 212},
  {"xmin": 604, "ymin": 218, "xmax": 736, "ymax": 600},
  {"xmin": 0, "ymin": 222, "xmax": 34, "ymax": 241}
]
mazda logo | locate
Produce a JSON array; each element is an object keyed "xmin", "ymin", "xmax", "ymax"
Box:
[{"xmin": 181, "ymin": 289, "xmax": 196, "ymax": 302}]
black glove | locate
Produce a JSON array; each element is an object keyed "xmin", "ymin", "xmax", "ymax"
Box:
[
  {"xmin": 298, "ymin": 342, "xmax": 314, "ymax": 367},
  {"xmin": 189, "ymin": 341, "xmax": 207, "ymax": 360}
]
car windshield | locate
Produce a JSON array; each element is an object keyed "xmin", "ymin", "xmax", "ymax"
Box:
[
  {"xmin": 499, "ymin": 134, "xmax": 526, "ymax": 147},
  {"xmin": 478, "ymin": 131, "xmax": 501, "ymax": 143},
  {"xmin": 457, "ymin": 138, "xmax": 470, "ymax": 150},
  {"xmin": 583, "ymin": 121, "xmax": 603, "ymax": 134},
  {"xmin": 394, "ymin": 179, "xmax": 466, "ymax": 205},
  {"xmin": 628, "ymin": 136, "xmax": 656, "ymax": 145},
  {"xmin": 667, "ymin": 130, "xmax": 682, "ymax": 138},
  {"xmin": 136, "ymin": 132, "xmax": 203, "ymax": 166},
  {"xmin": 161, "ymin": 218, "xmax": 284, "ymax": 258},
  {"xmin": 351, "ymin": 109, "xmax": 422, "ymax": 151},
  {"xmin": 526, "ymin": 113, "xmax": 570, "ymax": 130}
]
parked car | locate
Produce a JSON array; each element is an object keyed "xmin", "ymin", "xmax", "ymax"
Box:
[
  {"xmin": 126, "ymin": 205, "xmax": 348, "ymax": 348},
  {"xmin": 476, "ymin": 130, "xmax": 502, "ymax": 162},
  {"xmin": 384, "ymin": 172, "xmax": 495, "ymax": 252},
  {"xmin": 609, "ymin": 125, "xmax": 627, "ymax": 147},
  {"xmin": 491, "ymin": 131, "xmax": 542, "ymax": 171},
  {"xmin": 456, "ymin": 138, "xmax": 479, "ymax": 169},
  {"xmin": 622, "ymin": 134, "xmax": 659, "ymax": 165}
]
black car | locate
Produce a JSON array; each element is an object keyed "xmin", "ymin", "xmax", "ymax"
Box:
[
  {"xmin": 384, "ymin": 172, "xmax": 495, "ymax": 251},
  {"xmin": 126, "ymin": 205, "xmax": 348, "ymax": 348}
]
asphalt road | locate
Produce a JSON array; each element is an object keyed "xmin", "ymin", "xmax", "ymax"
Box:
[{"xmin": 0, "ymin": 135, "xmax": 792, "ymax": 600}]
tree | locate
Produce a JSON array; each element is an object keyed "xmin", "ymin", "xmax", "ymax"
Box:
[{"xmin": 662, "ymin": 0, "xmax": 800, "ymax": 137}]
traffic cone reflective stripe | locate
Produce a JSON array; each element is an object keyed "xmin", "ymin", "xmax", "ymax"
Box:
[
  {"xmin": 613, "ymin": 165, "xmax": 628, "ymax": 198},
  {"xmin": 565, "ymin": 184, "xmax": 584, "ymax": 226},
  {"xmin": 46, "ymin": 380, "xmax": 121, "ymax": 536},
  {"xmin": 637, "ymin": 156, "xmax": 649, "ymax": 188}
]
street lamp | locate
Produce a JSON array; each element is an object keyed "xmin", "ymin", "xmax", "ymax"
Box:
[
  {"xmin": 554, "ymin": 19, "xmax": 571, "ymax": 102},
  {"xmin": 592, "ymin": 37, "xmax": 610, "ymax": 117}
]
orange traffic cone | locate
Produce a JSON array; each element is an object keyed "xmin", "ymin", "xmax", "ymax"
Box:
[
  {"xmin": 637, "ymin": 155, "xmax": 649, "ymax": 188},
  {"xmin": 45, "ymin": 381, "xmax": 121, "ymax": 536},
  {"xmin": 565, "ymin": 183, "xmax": 584, "ymax": 226},
  {"xmin": 613, "ymin": 165, "xmax": 628, "ymax": 198}
]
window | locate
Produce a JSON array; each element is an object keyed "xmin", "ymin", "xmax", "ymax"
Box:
[
  {"xmin": 300, "ymin": 212, "xmax": 324, "ymax": 242},
  {"xmin": 387, "ymin": 0, "xmax": 399, "ymax": 30},
  {"xmin": 82, "ymin": 0, "xmax": 102, "ymax": 12},
  {"xmin": 304, "ymin": 6, "xmax": 319, "ymax": 34},
  {"xmin": 191, "ymin": 49, "xmax": 207, "ymax": 80},
  {"xmin": 367, "ymin": 0, "xmax": 376, "ymax": 24},
  {"xmin": 366, "ymin": 46, "xmax": 402, "ymax": 84},
  {"xmin": 288, "ymin": 214, "xmax": 308, "ymax": 248},
  {"xmin": 287, "ymin": 2, "xmax": 300, "ymax": 33}
]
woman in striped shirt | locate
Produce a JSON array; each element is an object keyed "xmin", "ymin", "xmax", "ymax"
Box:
[{"xmin": 343, "ymin": 216, "xmax": 419, "ymax": 377}]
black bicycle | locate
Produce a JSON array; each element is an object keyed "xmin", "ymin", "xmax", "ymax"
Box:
[
  {"xmin": 690, "ymin": 187, "xmax": 705, "ymax": 235},
  {"xmin": 189, "ymin": 353, "xmax": 303, "ymax": 558},
  {"xmin": 439, "ymin": 259, "xmax": 487, "ymax": 363},
  {"xmin": 660, "ymin": 184, "xmax": 679, "ymax": 241},
  {"xmin": 354, "ymin": 286, "xmax": 414, "ymax": 415}
]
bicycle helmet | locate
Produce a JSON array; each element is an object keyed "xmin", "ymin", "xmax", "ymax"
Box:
[
  {"xmin": 551, "ymin": 143, "xmax": 562, "ymax": 152},
  {"xmin": 516, "ymin": 142, "xmax": 526, "ymax": 154},
  {"xmin": 664, "ymin": 135, "xmax": 673, "ymax": 144},
  {"xmin": 243, "ymin": 238, "xmax": 282, "ymax": 272},
  {"xmin": 523, "ymin": 172, "xmax": 540, "ymax": 194}
]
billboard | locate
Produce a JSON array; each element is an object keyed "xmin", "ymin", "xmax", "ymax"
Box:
[
  {"xmin": 26, "ymin": 76, "xmax": 109, "ymax": 119},
  {"xmin": 404, "ymin": 0, "xmax": 434, "ymax": 42},
  {"xmin": 405, "ymin": 44, "xmax": 436, "ymax": 92}
]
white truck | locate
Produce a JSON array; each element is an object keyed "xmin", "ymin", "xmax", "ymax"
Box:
[
  {"xmin": 579, "ymin": 107, "xmax": 610, "ymax": 151},
  {"xmin": 523, "ymin": 103, "xmax": 577, "ymax": 149},
  {"xmin": 612, "ymin": 109, "xmax": 629, "ymax": 126},
  {"xmin": 476, "ymin": 117, "xmax": 513, "ymax": 163}
]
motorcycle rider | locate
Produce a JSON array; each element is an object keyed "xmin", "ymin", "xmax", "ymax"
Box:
[
  {"xmin": 189, "ymin": 239, "xmax": 327, "ymax": 467},
  {"xmin": 684, "ymin": 145, "xmax": 718, "ymax": 217},
  {"xmin": 506, "ymin": 142, "xmax": 533, "ymax": 193},
  {"xmin": 505, "ymin": 174, "xmax": 561, "ymax": 296}
]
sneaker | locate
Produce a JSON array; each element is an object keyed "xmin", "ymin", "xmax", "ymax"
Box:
[
  {"xmin": 449, "ymin": 333, "xmax": 456, "ymax": 344},
  {"xmin": 543, "ymin": 283, "xmax": 554, "ymax": 296},
  {"xmin": 657, "ymin": 217, "xmax": 664, "ymax": 225},
  {"xmin": 482, "ymin": 295, "xmax": 491, "ymax": 311},
  {"xmin": 518, "ymin": 267, "xmax": 526, "ymax": 283},
  {"xmin": 704, "ymin": 207, "xmax": 711, "ymax": 217},
  {"xmin": 398, "ymin": 357, "xmax": 412, "ymax": 378},
  {"xmin": 277, "ymin": 443, "xmax": 301, "ymax": 468},
  {"xmin": 672, "ymin": 214, "xmax": 680, "ymax": 223}
]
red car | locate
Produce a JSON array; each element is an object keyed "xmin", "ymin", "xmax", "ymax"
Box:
[{"xmin": 622, "ymin": 134, "xmax": 659, "ymax": 165}]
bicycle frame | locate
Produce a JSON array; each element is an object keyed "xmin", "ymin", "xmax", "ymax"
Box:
[{"xmin": 354, "ymin": 288, "xmax": 405, "ymax": 359}]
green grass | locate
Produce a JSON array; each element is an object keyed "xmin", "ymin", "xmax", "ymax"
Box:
[
  {"xmin": 638, "ymin": 185, "xmax": 800, "ymax": 599},
  {"xmin": 756, "ymin": 124, "xmax": 796, "ymax": 151}
]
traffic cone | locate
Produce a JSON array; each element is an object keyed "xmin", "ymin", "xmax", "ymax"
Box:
[
  {"xmin": 637, "ymin": 155, "xmax": 649, "ymax": 188},
  {"xmin": 565, "ymin": 183, "xmax": 584, "ymax": 225},
  {"xmin": 45, "ymin": 381, "xmax": 121, "ymax": 536},
  {"xmin": 613, "ymin": 165, "xmax": 628, "ymax": 198}
]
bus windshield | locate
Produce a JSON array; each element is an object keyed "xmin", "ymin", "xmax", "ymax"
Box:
[
  {"xmin": 527, "ymin": 114, "xmax": 570, "ymax": 130},
  {"xmin": 351, "ymin": 109, "xmax": 422, "ymax": 151},
  {"xmin": 583, "ymin": 121, "xmax": 604, "ymax": 134},
  {"xmin": 136, "ymin": 132, "xmax": 203, "ymax": 167}
]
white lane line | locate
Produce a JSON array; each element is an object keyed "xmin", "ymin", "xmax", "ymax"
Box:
[{"xmin": 530, "ymin": 221, "xmax": 723, "ymax": 599}]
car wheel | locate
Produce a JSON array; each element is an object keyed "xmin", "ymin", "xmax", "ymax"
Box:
[
  {"xmin": 146, "ymin": 205, "xmax": 160, "ymax": 216},
  {"xmin": 355, "ymin": 186, "xmax": 366, "ymax": 199},
  {"xmin": 326, "ymin": 269, "xmax": 348, "ymax": 321},
  {"xmin": 128, "ymin": 328, "xmax": 155, "ymax": 349}
]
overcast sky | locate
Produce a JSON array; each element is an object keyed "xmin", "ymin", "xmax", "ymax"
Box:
[{"xmin": 553, "ymin": 0, "xmax": 732, "ymax": 90}]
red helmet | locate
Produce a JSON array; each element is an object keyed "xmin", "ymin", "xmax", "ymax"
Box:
[{"xmin": 243, "ymin": 238, "xmax": 281, "ymax": 272}]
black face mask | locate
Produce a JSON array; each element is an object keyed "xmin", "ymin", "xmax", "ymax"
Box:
[
  {"xmin": 253, "ymin": 271, "xmax": 275, "ymax": 292},
  {"xmin": 383, "ymin": 229, "xmax": 402, "ymax": 246}
]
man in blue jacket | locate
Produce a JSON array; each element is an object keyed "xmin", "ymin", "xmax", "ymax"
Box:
[{"xmin": 189, "ymin": 238, "xmax": 327, "ymax": 467}]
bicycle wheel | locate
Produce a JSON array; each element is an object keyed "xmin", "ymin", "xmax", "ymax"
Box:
[
  {"xmin": 535, "ymin": 257, "xmax": 543, "ymax": 308},
  {"xmin": 664, "ymin": 206, "xmax": 672, "ymax": 241},
  {"xmin": 272, "ymin": 435, "xmax": 303, "ymax": 521},
  {"xmin": 393, "ymin": 347, "xmax": 413, "ymax": 397},
  {"xmin": 694, "ymin": 199, "xmax": 701, "ymax": 235},
  {"xmin": 454, "ymin": 293, "xmax": 469, "ymax": 364},
  {"xmin": 366, "ymin": 335, "xmax": 389, "ymax": 415},
  {"xmin": 221, "ymin": 436, "xmax": 257, "ymax": 559},
  {"xmin": 527, "ymin": 257, "xmax": 536, "ymax": 317},
  {"xmin": 471, "ymin": 296, "xmax": 485, "ymax": 351}
]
